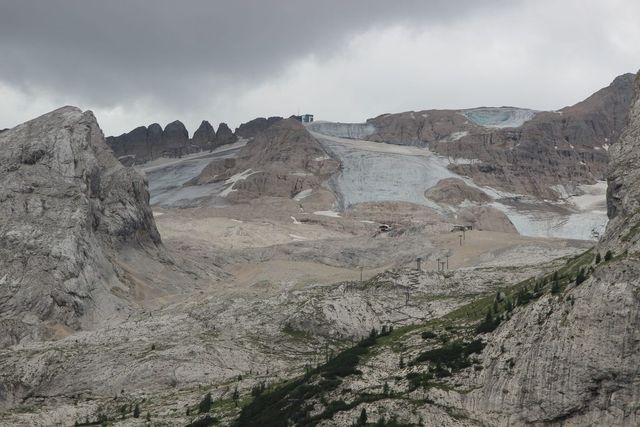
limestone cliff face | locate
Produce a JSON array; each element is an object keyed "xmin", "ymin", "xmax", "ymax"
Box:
[
  {"xmin": 457, "ymin": 71, "xmax": 640, "ymax": 425},
  {"xmin": 366, "ymin": 74, "xmax": 635, "ymax": 199},
  {"xmin": 0, "ymin": 107, "xmax": 162, "ymax": 346},
  {"xmin": 187, "ymin": 118, "xmax": 339, "ymax": 201},
  {"xmin": 603, "ymin": 72, "xmax": 640, "ymax": 254}
]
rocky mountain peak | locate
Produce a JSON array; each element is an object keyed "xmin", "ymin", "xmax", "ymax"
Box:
[
  {"xmin": 215, "ymin": 122, "xmax": 237, "ymax": 146},
  {"xmin": 235, "ymin": 116, "xmax": 283, "ymax": 139},
  {"xmin": 192, "ymin": 120, "xmax": 217, "ymax": 150},
  {"xmin": 0, "ymin": 106, "xmax": 162, "ymax": 345}
]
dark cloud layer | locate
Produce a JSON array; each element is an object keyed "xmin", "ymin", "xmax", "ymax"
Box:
[
  {"xmin": 0, "ymin": 1, "xmax": 512, "ymax": 106},
  {"xmin": 0, "ymin": 1, "xmax": 637, "ymax": 134}
]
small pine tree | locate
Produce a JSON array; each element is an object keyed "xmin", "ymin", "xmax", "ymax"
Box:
[
  {"xmin": 369, "ymin": 328, "xmax": 377, "ymax": 339},
  {"xmin": 505, "ymin": 299, "xmax": 513, "ymax": 312},
  {"xmin": 551, "ymin": 280, "xmax": 561, "ymax": 294},
  {"xmin": 575, "ymin": 268, "xmax": 586, "ymax": 285},
  {"xmin": 358, "ymin": 407, "xmax": 368, "ymax": 425},
  {"xmin": 399, "ymin": 355, "xmax": 405, "ymax": 369},
  {"xmin": 605, "ymin": 250, "xmax": 613, "ymax": 261},
  {"xmin": 383, "ymin": 381, "xmax": 390, "ymax": 396},
  {"xmin": 232, "ymin": 387, "xmax": 240, "ymax": 407},
  {"xmin": 146, "ymin": 412, "xmax": 151, "ymax": 422},
  {"xmin": 198, "ymin": 392, "xmax": 212, "ymax": 414},
  {"xmin": 595, "ymin": 252, "xmax": 601, "ymax": 264},
  {"xmin": 133, "ymin": 403, "xmax": 140, "ymax": 418}
]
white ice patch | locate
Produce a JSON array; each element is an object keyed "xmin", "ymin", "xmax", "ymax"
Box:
[
  {"xmin": 567, "ymin": 181, "xmax": 607, "ymax": 212},
  {"xmin": 289, "ymin": 234, "xmax": 306, "ymax": 240},
  {"xmin": 290, "ymin": 172, "xmax": 312, "ymax": 177},
  {"xmin": 491, "ymin": 201, "xmax": 607, "ymax": 241},
  {"xmin": 291, "ymin": 216, "xmax": 302, "ymax": 225},
  {"xmin": 313, "ymin": 210, "xmax": 341, "ymax": 218},
  {"xmin": 220, "ymin": 169, "xmax": 259, "ymax": 197},
  {"xmin": 462, "ymin": 107, "xmax": 536, "ymax": 129},
  {"xmin": 293, "ymin": 189, "xmax": 313, "ymax": 201},
  {"xmin": 440, "ymin": 131, "xmax": 468, "ymax": 142},
  {"xmin": 359, "ymin": 220, "xmax": 375, "ymax": 224},
  {"xmin": 152, "ymin": 211, "xmax": 164, "ymax": 217}
]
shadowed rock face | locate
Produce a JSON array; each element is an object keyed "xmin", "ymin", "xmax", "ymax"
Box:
[
  {"xmin": 106, "ymin": 120, "xmax": 197, "ymax": 164},
  {"xmin": 366, "ymin": 74, "xmax": 636, "ymax": 199},
  {"xmin": 161, "ymin": 120, "xmax": 190, "ymax": 155},
  {"xmin": 187, "ymin": 118, "xmax": 339, "ymax": 201},
  {"xmin": 0, "ymin": 106, "xmax": 162, "ymax": 346},
  {"xmin": 192, "ymin": 120, "xmax": 217, "ymax": 151},
  {"xmin": 235, "ymin": 116, "xmax": 283, "ymax": 139},
  {"xmin": 215, "ymin": 122, "xmax": 238, "ymax": 147}
]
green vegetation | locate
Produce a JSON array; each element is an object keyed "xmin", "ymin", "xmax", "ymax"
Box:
[
  {"xmin": 186, "ymin": 415, "xmax": 218, "ymax": 427},
  {"xmin": 199, "ymin": 392, "xmax": 213, "ymax": 414},
  {"xmin": 233, "ymin": 249, "xmax": 597, "ymax": 426},
  {"xmin": 413, "ymin": 339, "xmax": 484, "ymax": 378},
  {"xmin": 420, "ymin": 331, "xmax": 437, "ymax": 340},
  {"xmin": 605, "ymin": 250, "xmax": 613, "ymax": 261},
  {"xmin": 358, "ymin": 407, "xmax": 368, "ymax": 425},
  {"xmin": 234, "ymin": 330, "xmax": 381, "ymax": 427}
]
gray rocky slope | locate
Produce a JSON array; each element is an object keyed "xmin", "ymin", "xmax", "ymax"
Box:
[
  {"xmin": 0, "ymin": 107, "xmax": 164, "ymax": 347},
  {"xmin": 187, "ymin": 118, "xmax": 340, "ymax": 202}
]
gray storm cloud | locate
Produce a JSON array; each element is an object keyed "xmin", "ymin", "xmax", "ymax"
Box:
[{"xmin": 0, "ymin": 0, "xmax": 638, "ymax": 134}]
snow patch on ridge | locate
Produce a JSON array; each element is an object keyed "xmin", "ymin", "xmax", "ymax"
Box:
[
  {"xmin": 220, "ymin": 169, "xmax": 259, "ymax": 197},
  {"xmin": 293, "ymin": 189, "xmax": 313, "ymax": 201},
  {"xmin": 462, "ymin": 107, "xmax": 536, "ymax": 129}
]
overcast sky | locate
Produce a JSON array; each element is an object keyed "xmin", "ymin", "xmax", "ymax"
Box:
[{"xmin": 1, "ymin": 0, "xmax": 639, "ymax": 136}]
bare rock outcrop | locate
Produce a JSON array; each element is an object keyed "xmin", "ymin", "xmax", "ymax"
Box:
[
  {"xmin": 235, "ymin": 116, "xmax": 283, "ymax": 139},
  {"xmin": 161, "ymin": 120, "xmax": 190, "ymax": 156},
  {"xmin": 425, "ymin": 178, "xmax": 491, "ymax": 206},
  {"xmin": 187, "ymin": 118, "xmax": 339, "ymax": 201},
  {"xmin": 457, "ymin": 206, "xmax": 517, "ymax": 234},
  {"xmin": 191, "ymin": 120, "xmax": 217, "ymax": 151},
  {"xmin": 0, "ymin": 106, "xmax": 162, "ymax": 346},
  {"xmin": 215, "ymin": 122, "xmax": 238, "ymax": 147},
  {"xmin": 106, "ymin": 121, "xmax": 193, "ymax": 164}
]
